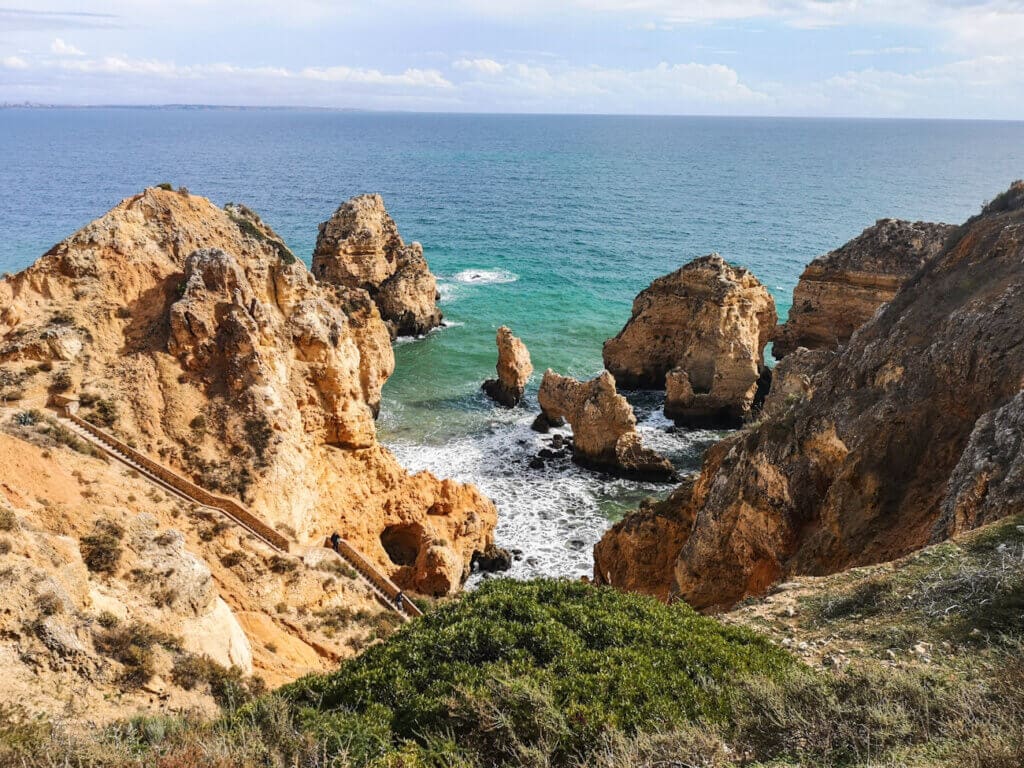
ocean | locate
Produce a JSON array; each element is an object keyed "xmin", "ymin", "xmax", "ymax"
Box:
[{"xmin": 3, "ymin": 108, "xmax": 1023, "ymax": 579}]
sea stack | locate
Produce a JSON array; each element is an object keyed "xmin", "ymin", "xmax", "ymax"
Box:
[
  {"xmin": 773, "ymin": 218, "xmax": 954, "ymax": 359},
  {"xmin": 311, "ymin": 194, "xmax": 443, "ymax": 338},
  {"xmin": 603, "ymin": 254, "xmax": 777, "ymax": 428},
  {"xmin": 482, "ymin": 326, "xmax": 533, "ymax": 407},
  {"xmin": 537, "ymin": 369, "xmax": 676, "ymax": 481}
]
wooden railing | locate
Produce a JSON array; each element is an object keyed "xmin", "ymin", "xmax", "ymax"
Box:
[
  {"xmin": 62, "ymin": 410, "xmax": 290, "ymax": 552},
  {"xmin": 56, "ymin": 404, "xmax": 423, "ymax": 620},
  {"xmin": 327, "ymin": 537, "xmax": 424, "ymax": 618}
]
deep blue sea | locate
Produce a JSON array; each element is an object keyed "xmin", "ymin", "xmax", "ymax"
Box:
[{"xmin": 3, "ymin": 108, "xmax": 1023, "ymax": 578}]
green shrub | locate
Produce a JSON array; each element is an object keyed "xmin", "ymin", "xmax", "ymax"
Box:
[
  {"xmin": 244, "ymin": 416, "xmax": 273, "ymax": 465},
  {"xmin": 34, "ymin": 592, "xmax": 63, "ymax": 617},
  {"xmin": 89, "ymin": 398, "xmax": 119, "ymax": 428},
  {"xmin": 49, "ymin": 369, "xmax": 72, "ymax": 393},
  {"xmin": 13, "ymin": 410, "xmax": 39, "ymax": 428},
  {"xmin": 283, "ymin": 579, "xmax": 793, "ymax": 764},
  {"xmin": 79, "ymin": 520, "xmax": 124, "ymax": 574},
  {"xmin": 0, "ymin": 507, "xmax": 15, "ymax": 531},
  {"xmin": 93, "ymin": 621, "xmax": 181, "ymax": 689},
  {"xmin": 155, "ymin": 182, "xmax": 173, "ymax": 191},
  {"xmin": 220, "ymin": 550, "xmax": 245, "ymax": 568},
  {"xmin": 171, "ymin": 654, "xmax": 264, "ymax": 708},
  {"xmin": 269, "ymin": 554, "xmax": 298, "ymax": 574}
]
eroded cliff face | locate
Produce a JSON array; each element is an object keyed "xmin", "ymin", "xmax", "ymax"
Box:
[
  {"xmin": 596, "ymin": 182, "xmax": 1024, "ymax": 611},
  {"xmin": 0, "ymin": 188, "xmax": 495, "ymax": 597},
  {"xmin": 602, "ymin": 254, "xmax": 777, "ymax": 428},
  {"xmin": 773, "ymin": 219, "xmax": 954, "ymax": 359},
  {"xmin": 538, "ymin": 369, "xmax": 675, "ymax": 481},
  {"xmin": 311, "ymin": 194, "xmax": 443, "ymax": 338},
  {"xmin": 482, "ymin": 325, "xmax": 533, "ymax": 407}
]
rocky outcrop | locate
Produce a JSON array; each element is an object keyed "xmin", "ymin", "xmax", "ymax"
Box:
[
  {"xmin": 311, "ymin": 194, "xmax": 442, "ymax": 338},
  {"xmin": 537, "ymin": 370, "xmax": 675, "ymax": 481},
  {"xmin": 592, "ymin": 481, "xmax": 695, "ymax": 601},
  {"xmin": 482, "ymin": 326, "xmax": 533, "ymax": 407},
  {"xmin": 0, "ymin": 187, "xmax": 495, "ymax": 598},
  {"xmin": 603, "ymin": 255, "xmax": 777, "ymax": 428},
  {"xmin": 595, "ymin": 182, "xmax": 1024, "ymax": 611},
  {"xmin": 773, "ymin": 219, "xmax": 954, "ymax": 359}
]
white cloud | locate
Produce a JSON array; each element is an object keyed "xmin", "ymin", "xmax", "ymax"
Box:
[
  {"xmin": 38, "ymin": 54, "xmax": 451, "ymax": 88},
  {"xmin": 50, "ymin": 38, "xmax": 85, "ymax": 56},
  {"xmin": 2, "ymin": 55, "xmax": 29, "ymax": 70},
  {"xmin": 849, "ymin": 47, "xmax": 922, "ymax": 56},
  {"xmin": 456, "ymin": 60, "xmax": 769, "ymax": 112},
  {"xmin": 299, "ymin": 65, "xmax": 452, "ymax": 87},
  {"xmin": 453, "ymin": 58, "xmax": 505, "ymax": 75}
]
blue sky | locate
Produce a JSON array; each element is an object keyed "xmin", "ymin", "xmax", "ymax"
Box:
[{"xmin": 1, "ymin": 1, "xmax": 1022, "ymax": 118}]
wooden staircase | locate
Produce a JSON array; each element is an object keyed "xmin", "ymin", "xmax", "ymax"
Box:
[{"xmin": 54, "ymin": 405, "xmax": 421, "ymax": 619}]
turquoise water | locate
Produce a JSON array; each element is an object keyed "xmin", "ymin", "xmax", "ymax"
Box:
[{"xmin": 3, "ymin": 108, "xmax": 1023, "ymax": 577}]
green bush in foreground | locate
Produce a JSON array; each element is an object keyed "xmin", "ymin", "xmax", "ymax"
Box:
[{"xmin": 282, "ymin": 578, "xmax": 792, "ymax": 764}]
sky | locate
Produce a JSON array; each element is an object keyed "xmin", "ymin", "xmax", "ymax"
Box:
[{"xmin": 1, "ymin": 1, "xmax": 1023, "ymax": 118}]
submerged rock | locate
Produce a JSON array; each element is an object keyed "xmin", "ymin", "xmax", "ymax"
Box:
[
  {"xmin": 312, "ymin": 194, "xmax": 443, "ymax": 338},
  {"xmin": 482, "ymin": 325, "xmax": 533, "ymax": 407},
  {"xmin": 602, "ymin": 254, "xmax": 777, "ymax": 428},
  {"xmin": 472, "ymin": 544, "xmax": 514, "ymax": 573},
  {"xmin": 773, "ymin": 218, "xmax": 954, "ymax": 359},
  {"xmin": 537, "ymin": 369, "xmax": 676, "ymax": 482}
]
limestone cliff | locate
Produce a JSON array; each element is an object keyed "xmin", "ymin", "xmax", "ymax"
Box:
[
  {"xmin": 595, "ymin": 182, "xmax": 1024, "ymax": 611},
  {"xmin": 602, "ymin": 255, "xmax": 777, "ymax": 428},
  {"xmin": 538, "ymin": 370, "xmax": 675, "ymax": 481},
  {"xmin": 482, "ymin": 326, "xmax": 533, "ymax": 407},
  {"xmin": 773, "ymin": 218, "xmax": 954, "ymax": 359},
  {"xmin": 311, "ymin": 194, "xmax": 443, "ymax": 338},
  {"xmin": 0, "ymin": 188, "xmax": 495, "ymax": 598}
]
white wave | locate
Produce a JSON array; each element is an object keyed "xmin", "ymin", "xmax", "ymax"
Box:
[
  {"xmin": 392, "ymin": 319, "xmax": 465, "ymax": 345},
  {"xmin": 436, "ymin": 282, "xmax": 461, "ymax": 303},
  {"xmin": 450, "ymin": 268, "xmax": 518, "ymax": 285},
  {"xmin": 384, "ymin": 412, "xmax": 721, "ymax": 586}
]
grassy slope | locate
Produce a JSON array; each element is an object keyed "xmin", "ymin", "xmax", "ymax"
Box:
[{"xmin": 2, "ymin": 518, "xmax": 1023, "ymax": 767}]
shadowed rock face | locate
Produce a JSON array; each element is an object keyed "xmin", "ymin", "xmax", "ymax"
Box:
[
  {"xmin": 595, "ymin": 182, "xmax": 1024, "ymax": 611},
  {"xmin": 0, "ymin": 187, "xmax": 495, "ymax": 596},
  {"xmin": 538, "ymin": 369, "xmax": 676, "ymax": 482},
  {"xmin": 482, "ymin": 326, "xmax": 533, "ymax": 407},
  {"xmin": 773, "ymin": 218, "xmax": 955, "ymax": 359},
  {"xmin": 311, "ymin": 194, "xmax": 443, "ymax": 338},
  {"xmin": 602, "ymin": 254, "xmax": 777, "ymax": 428}
]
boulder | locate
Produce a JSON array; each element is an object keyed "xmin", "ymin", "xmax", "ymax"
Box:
[
  {"xmin": 773, "ymin": 218, "xmax": 954, "ymax": 359},
  {"xmin": 482, "ymin": 326, "xmax": 533, "ymax": 407},
  {"xmin": 537, "ymin": 369, "xmax": 675, "ymax": 481},
  {"xmin": 593, "ymin": 182, "xmax": 1024, "ymax": 610},
  {"xmin": 602, "ymin": 254, "xmax": 777, "ymax": 428},
  {"xmin": 311, "ymin": 194, "xmax": 443, "ymax": 338}
]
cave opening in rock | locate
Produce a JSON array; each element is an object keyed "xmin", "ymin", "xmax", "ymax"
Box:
[{"xmin": 380, "ymin": 523, "xmax": 423, "ymax": 566}]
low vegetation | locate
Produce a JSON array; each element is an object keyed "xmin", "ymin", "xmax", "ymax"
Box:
[
  {"xmin": 79, "ymin": 519, "xmax": 125, "ymax": 574},
  {"xmin": 3, "ymin": 520, "xmax": 1023, "ymax": 767}
]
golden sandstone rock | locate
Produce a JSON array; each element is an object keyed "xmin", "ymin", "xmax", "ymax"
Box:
[
  {"xmin": 594, "ymin": 183, "xmax": 1024, "ymax": 611},
  {"xmin": 603, "ymin": 254, "xmax": 777, "ymax": 428},
  {"xmin": 538, "ymin": 369, "xmax": 675, "ymax": 481},
  {"xmin": 312, "ymin": 193, "xmax": 443, "ymax": 338},
  {"xmin": 773, "ymin": 218, "xmax": 954, "ymax": 359},
  {"xmin": 482, "ymin": 325, "xmax": 533, "ymax": 407},
  {"xmin": 0, "ymin": 188, "xmax": 495, "ymax": 597}
]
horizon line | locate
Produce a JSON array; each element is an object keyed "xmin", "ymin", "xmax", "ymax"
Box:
[{"xmin": 1, "ymin": 102, "xmax": 1022, "ymax": 123}]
